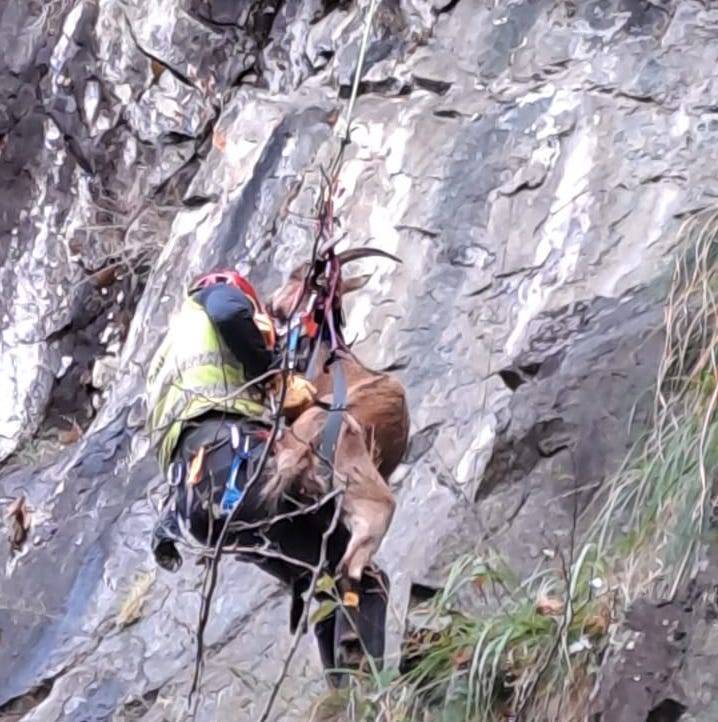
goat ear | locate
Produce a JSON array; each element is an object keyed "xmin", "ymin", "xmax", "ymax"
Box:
[{"xmin": 342, "ymin": 273, "xmax": 373, "ymax": 295}]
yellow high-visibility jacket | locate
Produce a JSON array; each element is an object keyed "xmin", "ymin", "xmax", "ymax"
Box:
[{"xmin": 145, "ymin": 297, "xmax": 266, "ymax": 471}]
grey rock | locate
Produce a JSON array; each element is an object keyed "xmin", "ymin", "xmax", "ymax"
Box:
[
  {"xmin": 126, "ymin": 71, "xmax": 216, "ymax": 142},
  {"xmin": 3, "ymin": 1, "xmax": 718, "ymax": 720},
  {"xmin": 90, "ymin": 356, "xmax": 119, "ymax": 390}
]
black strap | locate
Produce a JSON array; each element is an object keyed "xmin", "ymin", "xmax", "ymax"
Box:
[
  {"xmin": 294, "ymin": 282, "xmax": 347, "ymax": 472},
  {"xmin": 319, "ymin": 357, "xmax": 347, "ymax": 472}
]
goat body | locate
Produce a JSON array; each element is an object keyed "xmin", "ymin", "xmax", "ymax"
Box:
[
  {"xmin": 268, "ymin": 259, "xmax": 410, "ymax": 582},
  {"xmin": 267, "ymin": 349, "xmax": 409, "ymax": 582}
]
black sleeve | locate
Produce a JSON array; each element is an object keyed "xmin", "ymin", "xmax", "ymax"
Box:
[{"xmin": 193, "ymin": 283, "xmax": 273, "ymax": 380}]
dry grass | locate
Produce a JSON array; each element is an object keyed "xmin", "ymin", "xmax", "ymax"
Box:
[
  {"xmin": 587, "ymin": 208, "xmax": 718, "ymax": 602},
  {"xmin": 115, "ymin": 570, "xmax": 156, "ymax": 630},
  {"xmin": 324, "ymin": 547, "xmax": 608, "ymax": 722}
]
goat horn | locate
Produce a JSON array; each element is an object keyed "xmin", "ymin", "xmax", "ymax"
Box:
[{"xmin": 336, "ymin": 247, "xmax": 402, "ymax": 265}]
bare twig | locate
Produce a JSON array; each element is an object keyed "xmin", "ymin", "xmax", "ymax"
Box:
[
  {"xmin": 226, "ymin": 488, "xmax": 342, "ymax": 534},
  {"xmin": 188, "ymin": 338, "xmax": 294, "ymax": 707}
]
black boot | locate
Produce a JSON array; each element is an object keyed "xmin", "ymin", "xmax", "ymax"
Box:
[
  {"xmin": 354, "ymin": 567, "xmax": 389, "ymax": 666},
  {"xmin": 334, "ymin": 568, "xmax": 389, "ymax": 678},
  {"xmin": 334, "ymin": 578, "xmax": 363, "ymax": 678},
  {"xmin": 315, "ymin": 609, "xmax": 344, "ymax": 688}
]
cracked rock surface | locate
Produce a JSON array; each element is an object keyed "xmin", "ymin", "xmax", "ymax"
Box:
[{"xmin": 2, "ymin": 1, "xmax": 718, "ymax": 720}]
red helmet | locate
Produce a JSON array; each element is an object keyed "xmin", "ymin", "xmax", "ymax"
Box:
[
  {"xmin": 190, "ymin": 268, "xmax": 276, "ymax": 348},
  {"xmin": 190, "ymin": 269, "xmax": 263, "ymax": 311}
]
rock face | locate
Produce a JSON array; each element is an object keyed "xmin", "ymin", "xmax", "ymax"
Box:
[{"xmin": 2, "ymin": 1, "xmax": 718, "ymax": 720}]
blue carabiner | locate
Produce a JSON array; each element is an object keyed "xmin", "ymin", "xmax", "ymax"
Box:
[
  {"xmin": 289, "ymin": 324, "xmax": 301, "ymax": 352},
  {"xmin": 221, "ymin": 435, "xmax": 251, "ymax": 513}
]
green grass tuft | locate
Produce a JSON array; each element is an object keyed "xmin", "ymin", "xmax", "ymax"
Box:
[{"xmin": 329, "ymin": 208, "xmax": 718, "ymax": 722}]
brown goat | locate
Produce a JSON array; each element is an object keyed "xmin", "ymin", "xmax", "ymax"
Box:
[
  {"xmin": 269, "ymin": 406, "xmax": 396, "ymax": 581},
  {"xmin": 265, "ymin": 252, "xmax": 410, "ymax": 582}
]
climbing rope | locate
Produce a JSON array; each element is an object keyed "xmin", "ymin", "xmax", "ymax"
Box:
[{"xmin": 188, "ymin": 0, "xmax": 381, "ymax": 711}]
